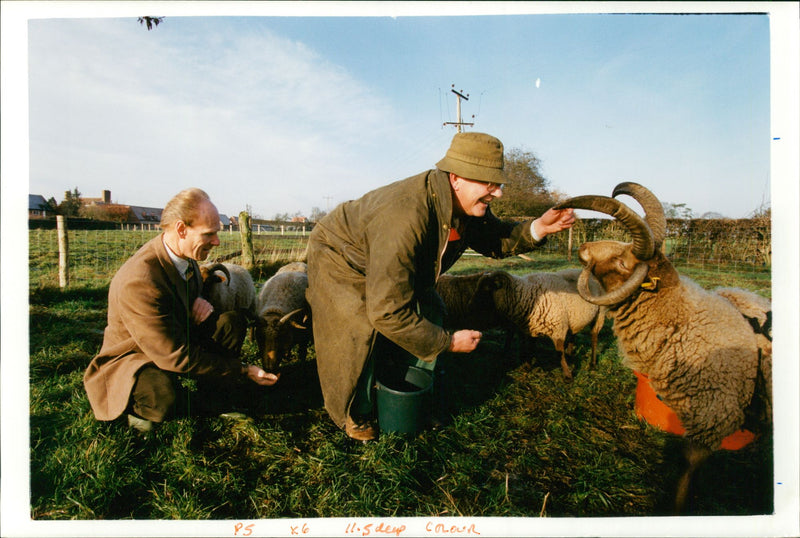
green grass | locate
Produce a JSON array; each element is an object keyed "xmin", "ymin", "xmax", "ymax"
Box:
[{"xmin": 27, "ymin": 251, "xmax": 773, "ymax": 520}]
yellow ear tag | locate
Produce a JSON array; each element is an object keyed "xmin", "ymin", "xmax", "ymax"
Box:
[{"xmin": 640, "ymin": 277, "xmax": 660, "ymax": 291}]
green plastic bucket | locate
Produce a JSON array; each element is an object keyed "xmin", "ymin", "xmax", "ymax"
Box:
[{"xmin": 376, "ymin": 366, "xmax": 433, "ymax": 435}]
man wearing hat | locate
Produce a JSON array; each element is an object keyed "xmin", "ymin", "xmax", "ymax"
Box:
[{"xmin": 306, "ymin": 132, "xmax": 574, "ymax": 441}]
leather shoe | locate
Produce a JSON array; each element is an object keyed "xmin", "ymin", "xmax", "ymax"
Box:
[{"xmin": 345, "ymin": 415, "xmax": 378, "ymax": 442}]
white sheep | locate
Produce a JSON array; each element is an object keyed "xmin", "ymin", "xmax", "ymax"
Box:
[
  {"xmin": 199, "ymin": 262, "xmax": 258, "ymax": 319},
  {"xmin": 555, "ymin": 181, "xmax": 771, "ymax": 512},
  {"xmin": 254, "ymin": 262, "xmax": 311, "ymax": 372},
  {"xmin": 524, "ymin": 268, "xmax": 607, "ymax": 377}
]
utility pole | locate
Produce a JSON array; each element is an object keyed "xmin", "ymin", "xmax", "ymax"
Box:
[{"xmin": 443, "ymin": 85, "xmax": 474, "ymax": 132}]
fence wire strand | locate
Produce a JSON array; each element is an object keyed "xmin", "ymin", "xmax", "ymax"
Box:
[{"xmin": 29, "ymin": 218, "xmax": 770, "ymax": 289}]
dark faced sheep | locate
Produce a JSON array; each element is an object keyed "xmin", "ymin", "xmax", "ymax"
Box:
[
  {"xmin": 472, "ymin": 269, "xmax": 606, "ymax": 379},
  {"xmin": 555, "ymin": 181, "xmax": 771, "ymax": 512},
  {"xmin": 435, "ymin": 270, "xmax": 606, "ymax": 379},
  {"xmin": 435, "ymin": 271, "xmax": 515, "ymax": 331},
  {"xmin": 254, "ymin": 262, "xmax": 311, "ymax": 372},
  {"xmin": 435, "ymin": 271, "xmax": 519, "ymax": 354}
]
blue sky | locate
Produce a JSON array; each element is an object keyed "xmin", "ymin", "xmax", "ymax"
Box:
[{"xmin": 15, "ymin": 4, "xmax": 782, "ymax": 220}]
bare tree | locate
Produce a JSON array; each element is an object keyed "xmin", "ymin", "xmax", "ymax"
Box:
[
  {"xmin": 310, "ymin": 206, "xmax": 327, "ymax": 223},
  {"xmin": 491, "ymin": 148, "xmax": 555, "ymax": 217},
  {"xmin": 662, "ymin": 202, "xmax": 694, "ymax": 220}
]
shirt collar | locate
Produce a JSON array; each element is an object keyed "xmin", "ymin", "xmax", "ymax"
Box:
[{"xmin": 163, "ymin": 236, "xmax": 191, "ymax": 279}]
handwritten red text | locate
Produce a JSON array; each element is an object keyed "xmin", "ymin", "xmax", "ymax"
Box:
[
  {"xmin": 344, "ymin": 521, "xmax": 407, "ymax": 536},
  {"xmin": 233, "ymin": 522, "xmax": 255, "ymax": 536},
  {"xmin": 425, "ymin": 521, "xmax": 481, "ymax": 535}
]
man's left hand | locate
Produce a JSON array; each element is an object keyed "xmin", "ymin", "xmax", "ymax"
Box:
[
  {"xmin": 191, "ymin": 297, "xmax": 215, "ymax": 324},
  {"xmin": 533, "ymin": 207, "xmax": 575, "ymax": 238},
  {"xmin": 243, "ymin": 364, "xmax": 280, "ymax": 386}
]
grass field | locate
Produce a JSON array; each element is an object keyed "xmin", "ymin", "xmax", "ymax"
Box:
[{"xmin": 25, "ymin": 231, "xmax": 774, "ymax": 525}]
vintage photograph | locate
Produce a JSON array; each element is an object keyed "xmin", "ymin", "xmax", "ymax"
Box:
[{"xmin": 2, "ymin": 2, "xmax": 798, "ymax": 537}]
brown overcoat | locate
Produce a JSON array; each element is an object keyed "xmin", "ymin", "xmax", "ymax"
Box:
[
  {"xmin": 306, "ymin": 169, "xmax": 543, "ymax": 428},
  {"xmin": 83, "ymin": 234, "xmax": 241, "ymax": 421}
]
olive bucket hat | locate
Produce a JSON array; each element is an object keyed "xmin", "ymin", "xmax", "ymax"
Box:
[{"xmin": 436, "ymin": 132, "xmax": 506, "ymax": 185}]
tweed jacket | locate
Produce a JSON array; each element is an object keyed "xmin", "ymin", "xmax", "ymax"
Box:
[
  {"xmin": 83, "ymin": 234, "xmax": 241, "ymax": 421},
  {"xmin": 305, "ymin": 168, "xmax": 544, "ymax": 427}
]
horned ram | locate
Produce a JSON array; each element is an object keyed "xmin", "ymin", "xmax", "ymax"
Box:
[
  {"xmin": 554, "ymin": 181, "xmax": 772, "ymax": 512},
  {"xmin": 254, "ymin": 261, "xmax": 312, "ymax": 372},
  {"xmin": 199, "ymin": 262, "xmax": 258, "ymax": 319}
]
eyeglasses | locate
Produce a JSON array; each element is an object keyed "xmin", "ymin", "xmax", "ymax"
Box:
[
  {"xmin": 457, "ymin": 174, "xmax": 504, "ymax": 193},
  {"xmin": 482, "ymin": 182, "xmax": 504, "ymax": 193}
]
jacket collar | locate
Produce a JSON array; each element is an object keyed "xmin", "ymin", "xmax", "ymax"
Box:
[
  {"xmin": 428, "ymin": 168, "xmax": 454, "ymax": 233},
  {"xmin": 153, "ymin": 233, "xmax": 195, "ymax": 309}
]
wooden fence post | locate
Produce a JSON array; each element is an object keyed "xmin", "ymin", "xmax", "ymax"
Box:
[
  {"xmin": 567, "ymin": 227, "xmax": 573, "ymax": 262},
  {"xmin": 57, "ymin": 215, "xmax": 69, "ymax": 288},
  {"xmin": 239, "ymin": 211, "xmax": 255, "ymax": 269}
]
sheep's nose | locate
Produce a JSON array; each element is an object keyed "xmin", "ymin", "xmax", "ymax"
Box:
[{"xmin": 262, "ymin": 350, "xmax": 279, "ymax": 371}]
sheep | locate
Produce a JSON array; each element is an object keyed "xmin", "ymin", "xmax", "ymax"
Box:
[
  {"xmin": 435, "ymin": 269, "xmax": 606, "ymax": 380},
  {"xmin": 524, "ymin": 269, "xmax": 607, "ymax": 377},
  {"xmin": 254, "ymin": 261, "xmax": 311, "ymax": 372},
  {"xmin": 554, "ymin": 181, "xmax": 771, "ymax": 512},
  {"xmin": 470, "ymin": 269, "xmax": 606, "ymax": 380},
  {"xmin": 713, "ymin": 287, "xmax": 773, "ymax": 424},
  {"xmin": 435, "ymin": 271, "xmax": 515, "ymax": 331},
  {"xmin": 276, "ymin": 261, "xmax": 308, "ymax": 274},
  {"xmin": 198, "ymin": 262, "xmax": 258, "ymax": 319},
  {"xmin": 435, "ymin": 271, "xmax": 519, "ymax": 354},
  {"xmin": 713, "ymin": 287, "xmax": 772, "ymax": 356}
]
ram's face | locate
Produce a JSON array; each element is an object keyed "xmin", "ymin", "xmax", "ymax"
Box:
[
  {"xmin": 253, "ymin": 309, "xmax": 309, "ymax": 372},
  {"xmin": 253, "ymin": 316, "xmax": 292, "ymax": 372},
  {"xmin": 579, "ymin": 241, "xmax": 643, "ymax": 292}
]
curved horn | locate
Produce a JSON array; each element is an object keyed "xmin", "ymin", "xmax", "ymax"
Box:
[
  {"xmin": 577, "ymin": 263, "xmax": 650, "ymax": 306},
  {"xmin": 554, "ymin": 195, "xmax": 655, "ymax": 260},
  {"xmin": 279, "ymin": 308, "xmax": 307, "ymax": 328},
  {"xmin": 612, "ymin": 182, "xmax": 666, "ymax": 247},
  {"xmin": 202, "ymin": 262, "xmax": 231, "ymax": 286}
]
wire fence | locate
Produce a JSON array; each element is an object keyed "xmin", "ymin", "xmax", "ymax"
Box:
[
  {"xmin": 28, "ymin": 228, "xmax": 309, "ymax": 288},
  {"xmin": 29, "ymin": 217, "xmax": 771, "ymax": 289}
]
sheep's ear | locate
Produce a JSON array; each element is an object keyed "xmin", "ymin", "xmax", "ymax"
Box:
[
  {"xmin": 476, "ymin": 273, "xmax": 496, "ymax": 293},
  {"xmin": 486, "ymin": 271, "xmax": 511, "ymax": 290}
]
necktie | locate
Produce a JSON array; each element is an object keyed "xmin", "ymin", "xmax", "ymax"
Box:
[{"xmin": 185, "ymin": 263, "xmax": 199, "ymax": 301}]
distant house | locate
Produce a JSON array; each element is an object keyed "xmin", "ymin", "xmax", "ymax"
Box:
[
  {"xmin": 128, "ymin": 205, "xmax": 163, "ymax": 226},
  {"xmin": 30, "ymin": 189, "xmax": 234, "ymax": 230},
  {"xmin": 29, "ymin": 194, "xmax": 50, "ymax": 218}
]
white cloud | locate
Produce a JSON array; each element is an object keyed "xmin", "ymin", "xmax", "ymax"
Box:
[{"xmin": 28, "ymin": 18, "xmax": 409, "ymax": 218}]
